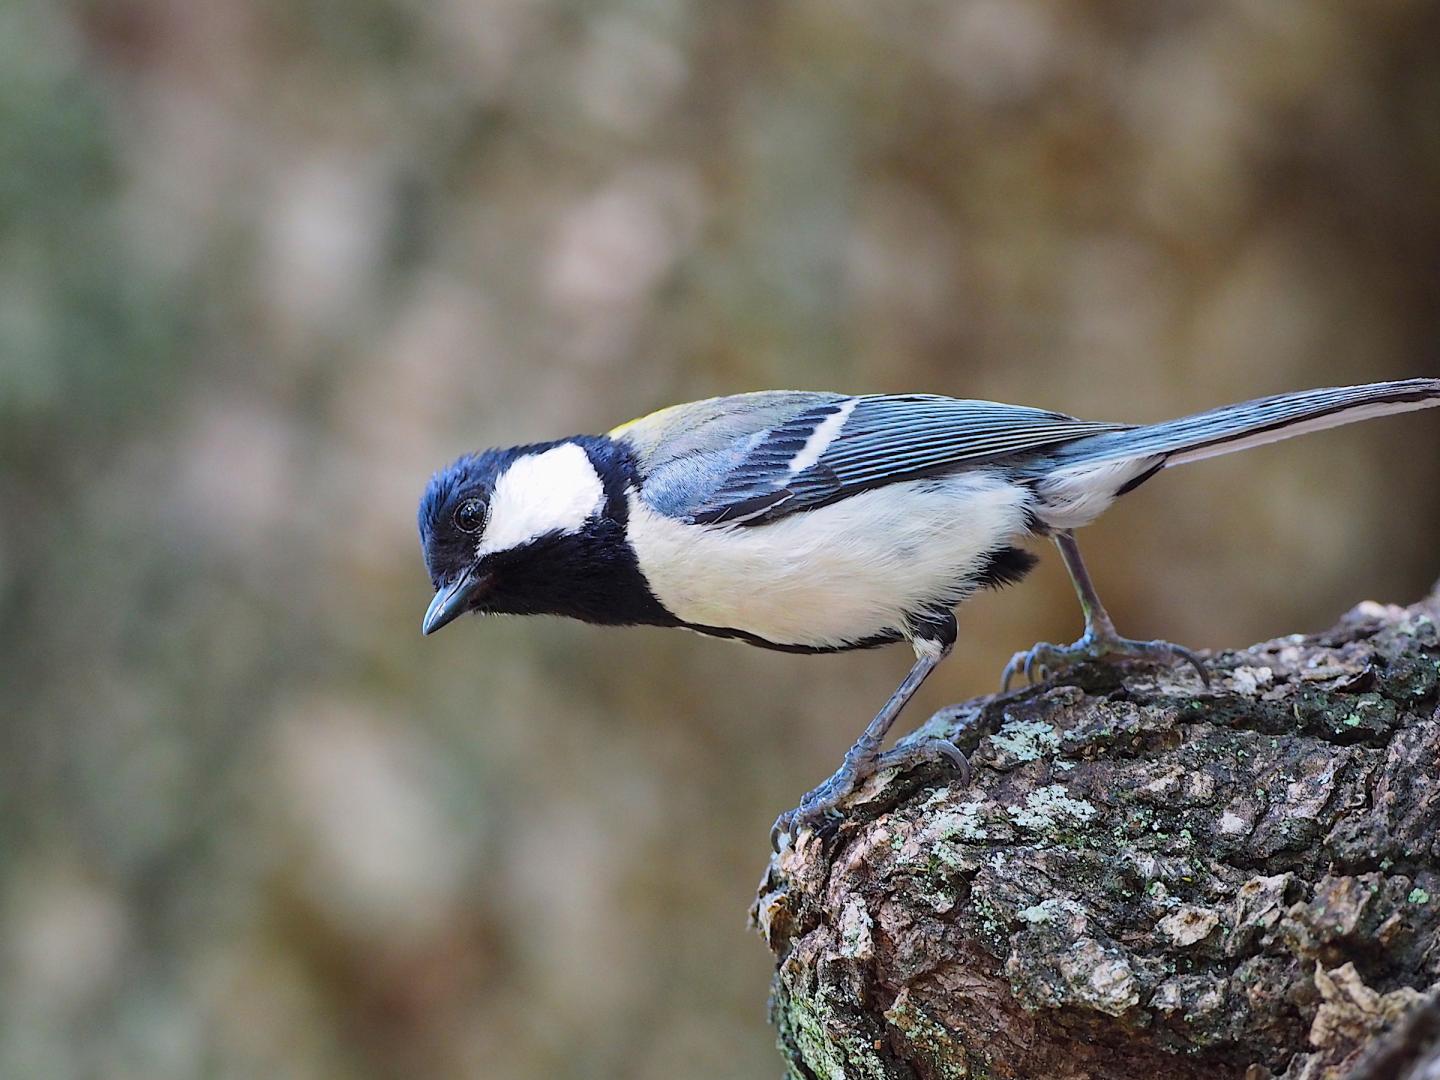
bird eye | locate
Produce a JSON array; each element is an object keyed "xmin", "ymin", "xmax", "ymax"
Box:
[{"xmin": 453, "ymin": 497, "xmax": 487, "ymax": 534}]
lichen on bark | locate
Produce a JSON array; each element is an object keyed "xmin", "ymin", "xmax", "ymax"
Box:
[{"xmin": 754, "ymin": 592, "xmax": 1440, "ymax": 1079}]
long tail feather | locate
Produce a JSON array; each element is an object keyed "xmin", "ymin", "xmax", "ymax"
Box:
[{"xmin": 1050, "ymin": 379, "xmax": 1440, "ymax": 469}]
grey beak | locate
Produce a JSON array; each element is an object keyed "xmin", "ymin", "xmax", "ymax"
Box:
[{"xmin": 422, "ymin": 566, "xmax": 491, "ymax": 636}]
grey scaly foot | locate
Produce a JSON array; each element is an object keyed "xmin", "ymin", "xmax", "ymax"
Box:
[
  {"xmin": 878, "ymin": 736, "xmax": 972, "ymax": 786},
  {"xmin": 769, "ymin": 736, "xmax": 970, "ymax": 851},
  {"xmin": 1002, "ymin": 531, "xmax": 1210, "ymax": 693},
  {"xmin": 1000, "ymin": 631, "xmax": 1208, "ymax": 693},
  {"xmin": 769, "ymin": 776, "xmax": 850, "ymax": 853},
  {"xmin": 770, "ymin": 745, "xmax": 878, "ymax": 851}
]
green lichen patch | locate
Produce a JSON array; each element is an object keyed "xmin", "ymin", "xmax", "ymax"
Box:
[
  {"xmin": 989, "ymin": 718, "xmax": 1062, "ymax": 764},
  {"xmin": 884, "ymin": 991, "xmax": 975, "ymax": 1080},
  {"xmin": 1008, "ymin": 784, "xmax": 1098, "ymax": 833},
  {"xmin": 925, "ymin": 799, "xmax": 991, "ymax": 843},
  {"xmin": 776, "ymin": 966, "xmax": 905, "ymax": 1080},
  {"xmin": 1017, "ymin": 898, "xmax": 1084, "ymax": 926}
]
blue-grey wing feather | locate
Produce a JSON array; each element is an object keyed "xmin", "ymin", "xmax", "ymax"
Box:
[
  {"xmin": 613, "ymin": 392, "xmax": 846, "ymax": 518},
  {"xmin": 683, "ymin": 394, "xmax": 1129, "ymax": 524}
]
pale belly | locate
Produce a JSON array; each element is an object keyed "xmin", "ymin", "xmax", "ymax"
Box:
[{"xmin": 624, "ymin": 472, "xmax": 1034, "ymax": 649}]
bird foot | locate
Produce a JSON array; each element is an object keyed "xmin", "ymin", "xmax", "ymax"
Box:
[
  {"xmin": 770, "ymin": 737, "xmax": 970, "ymax": 852},
  {"xmin": 769, "ymin": 772, "xmax": 852, "ymax": 853},
  {"xmin": 1001, "ymin": 631, "xmax": 1208, "ymax": 693}
]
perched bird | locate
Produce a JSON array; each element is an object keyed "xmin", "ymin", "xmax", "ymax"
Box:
[{"xmin": 418, "ymin": 379, "xmax": 1440, "ymax": 847}]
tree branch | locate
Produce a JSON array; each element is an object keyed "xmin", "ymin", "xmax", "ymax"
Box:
[{"xmin": 753, "ymin": 594, "xmax": 1440, "ymax": 1079}]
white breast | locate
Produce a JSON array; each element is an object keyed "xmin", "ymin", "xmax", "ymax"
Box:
[{"xmin": 626, "ymin": 472, "xmax": 1034, "ymax": 649}]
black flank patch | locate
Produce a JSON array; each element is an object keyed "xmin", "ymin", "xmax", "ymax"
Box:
[{"xmin": 974, "ymin": 545, "xmax": 1039, "ymax": 590}]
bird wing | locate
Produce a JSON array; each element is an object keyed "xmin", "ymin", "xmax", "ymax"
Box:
[
  {"xmin": 609, "ymin": 391, "xmax": 846, "ymax": 464},
  {"xmin": 609, "ymin": 391, "xmax": 848, "ymax": 518},
  {"xmin": 622, "ymin": 393, "xmax": 1131, "ymax": 525}
]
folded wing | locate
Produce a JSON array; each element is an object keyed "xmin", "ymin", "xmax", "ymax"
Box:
[{"xmin": 624, "ymin": 393, "xmax": 1130, "ymax": 525}]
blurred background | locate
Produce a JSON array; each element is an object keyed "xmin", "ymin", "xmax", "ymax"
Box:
[{"xmin": 3, "ymin": 1, "xmax": 1439, "ymax": 1077}]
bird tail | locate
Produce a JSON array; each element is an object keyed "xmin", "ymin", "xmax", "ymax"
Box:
[
  {"xmin": 1025, "ymin": 378, "xmax": 1440, "ymax": 530},
  {"xmin": 1047, "ymin": 378, "xmax": 1440, "ymax": 471}
]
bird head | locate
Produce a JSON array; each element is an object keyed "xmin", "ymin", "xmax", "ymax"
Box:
[{"xmin": 418, "ymin": 438, "xmax": 616, "ymax": 635}]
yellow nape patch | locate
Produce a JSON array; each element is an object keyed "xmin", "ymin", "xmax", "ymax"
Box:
[{"xmin": 608, "ymin": 404, "xmax": 678, "ymax": 438}]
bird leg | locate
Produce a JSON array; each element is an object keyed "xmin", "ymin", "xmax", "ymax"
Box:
[
  {"xmin": 1001, "ymin": 530, "xmax": 1208, "ymax": 692},
  {"xmin": 772, "ymin": 637, "xmax": 967, "ymax": 851}
]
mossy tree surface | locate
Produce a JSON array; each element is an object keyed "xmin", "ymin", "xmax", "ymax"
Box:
[{"xmin": 754, "ymin": 592, "xmax": 1440, "ymax": 1080}]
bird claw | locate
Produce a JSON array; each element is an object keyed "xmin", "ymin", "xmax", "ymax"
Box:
[
  {"xmin": 1001, "ymin": 633, "xmax": 1209, "ymax": 693},
  {"xmin": 879, "ymin": 736, "xmax": 972, "ymax": 789},
  {"xmin": 770, "ymin": 737, "xmax": 972, "ymax": 852},
  {"xmin": 770, "ymin": 766, "xmax": 846, "ymax": 851},
  {"xmin": 1001, "ymin": 645, "xmax": 1045, "ymax": 693},
  {"xmin": 770, "ymin": 800, "xmax": 842, "ymax": 853}
]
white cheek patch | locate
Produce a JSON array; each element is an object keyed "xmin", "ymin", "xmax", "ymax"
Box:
[{"xmin": 478, "ymin": 443, "xmax": 605, "ymax": 555}]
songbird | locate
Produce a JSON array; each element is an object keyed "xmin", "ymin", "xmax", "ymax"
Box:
[{"xmin": 417, "ymin": 379, "xmax": 1440, "ymax": 847}]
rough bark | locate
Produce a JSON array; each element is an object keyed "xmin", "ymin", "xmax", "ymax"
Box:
[{"xmin": 753, "ymin": 590, "xmax": 1440, "ymax": 1080}]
